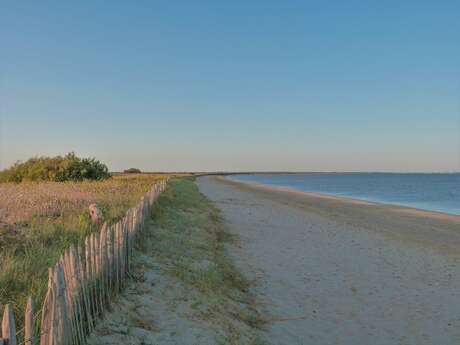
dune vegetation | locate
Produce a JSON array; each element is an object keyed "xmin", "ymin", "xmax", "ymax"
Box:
[
  {"xmin": 0, "ymin": 171, "xmax": 168, "ymax": 330},
  {"xmin": 0, "ymin": 152, "xmax": 110, "ymax": 183},
  {"xmin": 135, "ymin": 177, "xmax": 264, "ymax": 344}
]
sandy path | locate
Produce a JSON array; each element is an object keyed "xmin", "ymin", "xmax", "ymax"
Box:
[
  {"xmin": 87, "ymin": 253, "xmax": 220, "ymax": 345},
  {"xmin": 197, "ymin": 176, "xmax": 460, "ymax": 345}
]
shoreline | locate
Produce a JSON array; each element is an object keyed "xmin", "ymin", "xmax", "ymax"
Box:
[
  {"xmin": 219, "ymin": 176, "xmax": 460, "ymax": 223},
  {"xmin": 212, "ymin": 175, "xmax": 460, "ymax": 256},
  {"xmin": 197, "ymin": 176, "xmax": 460, "ymax": 344}
]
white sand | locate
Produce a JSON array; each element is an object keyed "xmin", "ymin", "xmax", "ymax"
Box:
[{"xmin": 197, "ymin": 176, "xmax": 460, "ymax": 345}]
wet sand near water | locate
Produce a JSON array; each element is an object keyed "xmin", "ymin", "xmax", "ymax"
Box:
[{"xmin": 197, "ymin": 176, "xmax": 460, "ymax": 345}]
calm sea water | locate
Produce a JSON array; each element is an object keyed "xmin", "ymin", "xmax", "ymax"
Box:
[{"xmin": 228, "ymin": 173, "xmax": 460, "ymax": 215}]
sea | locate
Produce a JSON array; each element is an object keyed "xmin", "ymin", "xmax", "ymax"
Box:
[{"xmin": 228, "ymin": 173, "xmax": 460, "ymax": 215}]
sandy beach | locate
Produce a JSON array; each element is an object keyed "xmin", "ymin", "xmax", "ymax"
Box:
[{"xmin": 197, "ymin": 176, "xmax": 460, "ymax": 345}]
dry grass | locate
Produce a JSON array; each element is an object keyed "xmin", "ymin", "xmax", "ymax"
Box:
[
  {"xmin": 0, "ymin": 174, "xmax": 162, "ymax": 229},
  {"xmin": 0, "ymin": 173, "xmax": 170, "ymax": 327}
]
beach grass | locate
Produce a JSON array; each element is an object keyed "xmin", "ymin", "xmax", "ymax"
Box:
[{"xmin": 140, "ymin": 177, "xmax": 265, "ymax": 344}]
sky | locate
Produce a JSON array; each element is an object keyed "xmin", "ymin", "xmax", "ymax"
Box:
[{"xmin": 1, "ymin": 1, "xmax": 459, "ymax": 172}]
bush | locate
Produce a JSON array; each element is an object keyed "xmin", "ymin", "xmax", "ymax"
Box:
[
  {"xmin": 123, "ymin": 168, "xmax": 142, "ymax": 174},
  {"xmin": 0, "ymin": 152, "xmax": 111, "ymax": 182}
]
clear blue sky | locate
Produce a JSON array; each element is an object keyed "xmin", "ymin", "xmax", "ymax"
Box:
[{"xmin": 1, "ymin": 1, "xmax": 459, "ymax": 172}]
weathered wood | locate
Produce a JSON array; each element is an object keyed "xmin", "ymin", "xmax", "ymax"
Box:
[
  {"xmin": 54, "ymin": 261, "xmax": 71, "ymax": 345},
  {"xmin": 122, "ymin": 220, "xmax": 128, "ymax": 277},
  {"xmin": 88, "ymin": 233, "xmax": 95, "ymax": 319},
  {"xmin": 120, "ymin": 220, "xmax": 124, "ymax": 278},
  {"xmin": 2, "ymin": 304, "xmax": 17, "ymax": 345},
  {"xmin": 121, "ymin": 217, "xmax": 128, "ymax": 273},
  {"xmin": 25, "ymin": 297, "xmax": 35, "ymax": 345},
  {"xmin": 61, "ymin": 251, "xmax": 76, "ymax": 345},
  {"xmin": 69, "ymin": 246, "xmax": 84, "ymax": 345},
  {"xmin": 90, "ymin": 234, "xmax": 100, "ymax": 317},
  {"xmin": 77, "ymin": 244, "xmax": 93, "ymax": 334},
  {"xmin": 62, "ymin": 251, "xmax": 73, "ymax": 311},
  {"xmin": 114, "ymin": 224, "xmax": 120, "ymax": 292},
  {"xmin": 126, "ymin": 211, "xmax": 133, "ymax": 270},
  {"xmin": 50, "ymin": 263, "xmax": 60, "ymax": 345},
  {"xmin": 116, "ymin": 223, "xmax": 122, "ymax": 288},
  {"xmin": 112, "ymin": 224, "xmax": 117, "ymax": 287},
  {"xmin": 118, "ymin": 221, "xmax": 123, "ymax": 287},
  {"xmin": 84, "ymin": 237, "xmax": 92, "ymax": 282},
  {"xmin": 103, "ymin": 224, "xmax": 109, "ymax": 301},
  {"xmin": 85, "ymin": 235, "xmax": 96, "ymax": 321},
  {"xmin": 69, "ymin": 249, "xmax": 81, "ymax": 345},
  {"xmin": 122, "ymin": 214, "xmax": 132, "ymax": 273},
  {"xmin": 95, "ymin": 233, "xmax": 104, "ymax": 315},
  {"xmin": 118, "ymin": 222, "xmax": 123, "ymax": 283},
  {"xmin": 139, "ymin": 197, "xmax": 144, "ymax": 232},
  {"xmin": 40, "ymin": 268, "xmax": 54, "ymax": 345},
  {"xmin": 121, "ymin": 221, "xmax": 126, "ymax": 281},
  {"xmin": 106, "ymin": 225, "xmax": 114, "ymax": 293},
  {"xmin": 98, "ymin": 224, "xmax": 108, "ymax": 309}
]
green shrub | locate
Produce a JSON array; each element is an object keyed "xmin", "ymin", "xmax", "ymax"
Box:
[
  {"xmin": 0, "ymin": 152, "xmax": 111, "ymax": 182},
  {"xmin": 123, "ymin": 168, "xmax": 142, "ymax": 174}
]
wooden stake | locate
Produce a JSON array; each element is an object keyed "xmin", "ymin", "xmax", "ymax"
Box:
[
  {"xmin": 77, "ymin": 244, "xmax": 93, "ymax": 334},
  {"xmin": 69, "ymin": 246, "xmax": 84, "ymax": 345},
  {"xmin": 2, "ymin": 304, "xmax": 17, "ymax": 345},
  {"xmin": 107, "ymin": 225, "xmax": 114, "ymax": 292},
  {"xmin": 40, "ymin": 268, "xmax": 54, "ymax": 345},
  {"xmin": 25, "ymin": 297, "xmax": 35, "ymax": 345}
]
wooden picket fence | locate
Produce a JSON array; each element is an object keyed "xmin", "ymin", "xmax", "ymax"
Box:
[{"xmin": 0, "ymin": 179, "xmax": 168, "ymax": 345}]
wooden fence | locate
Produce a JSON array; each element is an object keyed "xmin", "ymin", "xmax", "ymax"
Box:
[{"xmin": 0, "ymin": 179, "xmax": 168, "ymax": 345}]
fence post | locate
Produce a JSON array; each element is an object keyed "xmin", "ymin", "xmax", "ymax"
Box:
[
  {"xmin": 51, "ymin": 261, "xmax": 71, "ymax": 345},
  {"xmin": 77, "ymin": 244, "xmax": 93, "ymax": 336},
  {"xmin": 62, "ymin": 250, "xmax": 77, "ymax": 345},
  {"xmin": 99, "ymin": 224, "xmax": 108, "ymax": 309},
  {"xmin": 107, "ymin": 225, "xmax": 114, "ymax": 293},
  {"xmin": 92, "ymin": 234, "xmax": 101, "ymax": 317},
  {"xmin": 40, "ymin": 268, "xmax": 54, "ymax": 345},
  {"xmin": 85, "ymin": 236, "xmax": 96, "ymax": 324},
  {"xmin": 69, "ymin": 246, "xmax": 84, "ymax": 345},
  {"xmin": 25, "ymin": 297, "xmax": 34, "ymax": 345},
  {"xmin": 2, "ymin": 304, "xmax": 17, "ymax": 345}
]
